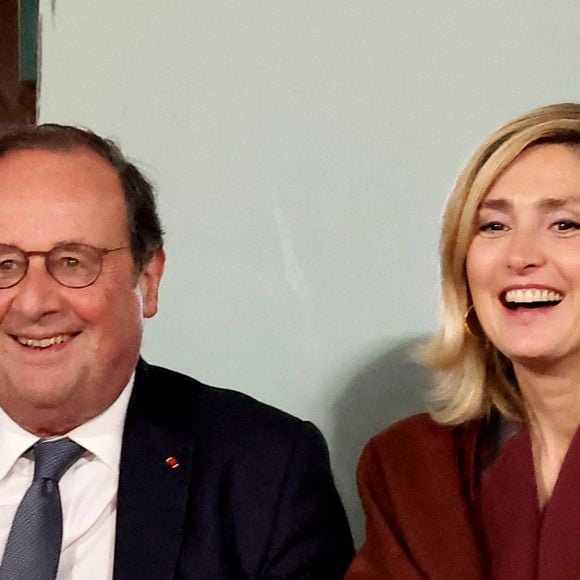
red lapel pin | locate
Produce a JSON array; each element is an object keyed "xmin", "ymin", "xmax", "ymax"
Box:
[{"xmin": 165, "ymin": 456, "xmax": 180, "ymax": 469}]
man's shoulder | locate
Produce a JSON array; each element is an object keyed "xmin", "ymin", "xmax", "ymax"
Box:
[{"xmin": 133, "ymin": 360, "xmax": 318, "ymax": 450}]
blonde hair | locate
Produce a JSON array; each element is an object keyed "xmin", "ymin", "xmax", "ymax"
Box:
[{"xmin": 422, "ymin": 103, "xmax": 580, "ymax": 425}]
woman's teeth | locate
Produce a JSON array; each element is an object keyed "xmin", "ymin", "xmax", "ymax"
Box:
[{"xmin": 504, "ymin": 288, "xmax": 563, "ymax": 305}]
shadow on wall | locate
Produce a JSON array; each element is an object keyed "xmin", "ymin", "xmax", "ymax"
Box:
[{"xmin": 332, "ymin": 336, "xmax": 433, "ymax": 547}]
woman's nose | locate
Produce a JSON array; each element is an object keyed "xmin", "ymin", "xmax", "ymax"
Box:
[{"xmin": 505, "ymin": 228, "xmax": 547, "ymax": 273}]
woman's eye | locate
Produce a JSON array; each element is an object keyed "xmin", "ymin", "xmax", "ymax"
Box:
[
  {"xmin": 553, "ymin": 220, "xmax": 580, "ymax": 232},
  {"xmin": 478, "ymin": 221, "xmax": 506, "ymax": 233}
]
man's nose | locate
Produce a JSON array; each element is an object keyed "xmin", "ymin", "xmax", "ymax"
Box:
[
  {"xmin": 7, "ymin": 259, "xmax": 65, "ymax": 321},
  {"xmin": 505, "ymin": 228, "xmax": 547, "ymax": 273}
]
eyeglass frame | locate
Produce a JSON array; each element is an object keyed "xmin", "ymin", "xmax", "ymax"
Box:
[{"xmin": 0, "ymin": 243, "xmax": 131, "ymax": 289}]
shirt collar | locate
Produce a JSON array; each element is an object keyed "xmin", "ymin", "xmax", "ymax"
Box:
[
  {"xmin": 67, "ymin": 374, "xmax": 134, "ymax": 472},
  {"xmin": 0, "ymin": 373, "xmax": 134, "ymax": 479},
  {"xmin": 0, "ymin": 409, "xmax": 38, "ymax": 480}
]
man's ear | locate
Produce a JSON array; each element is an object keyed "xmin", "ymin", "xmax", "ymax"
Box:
[{"xmin": 138, "ymin": 249, "xmax": 165, "ymax": 318}]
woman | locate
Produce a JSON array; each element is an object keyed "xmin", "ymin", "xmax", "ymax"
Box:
[{"xmin": 347, "ymin": 103, "xmax": 580, "ymax": 579}]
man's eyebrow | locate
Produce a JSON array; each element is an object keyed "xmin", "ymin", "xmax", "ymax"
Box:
[{"xmin": 56, "ymin": 239, "xmax": 83, "ymax": 245}]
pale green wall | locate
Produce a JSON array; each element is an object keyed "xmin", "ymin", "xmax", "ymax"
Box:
[{"xmin": 38, "ymin": 0, "xmax": 580, "ymax": 543}]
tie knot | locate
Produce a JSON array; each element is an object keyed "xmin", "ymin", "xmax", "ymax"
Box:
[{"xmin": 32, "ymin": 438, "xmax": 85, "ymax": 482}]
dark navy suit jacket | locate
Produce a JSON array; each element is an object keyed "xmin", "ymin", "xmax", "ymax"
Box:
[{"xmin": 112, "ymin": 360, "xmax": 353, "ymax": 579}]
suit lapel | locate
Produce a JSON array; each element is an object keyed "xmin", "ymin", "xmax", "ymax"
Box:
[{"xmin": 113, "ymin": 360, "xmax": 196, "ymax": 580}]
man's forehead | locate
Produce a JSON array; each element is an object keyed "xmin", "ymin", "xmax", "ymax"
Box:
[
  {"xmin": 0, "ymin": 147, "xmax": 123, "ymax": 195},
  {"xmin": 0, "ymin": 145, "xmax": 113, "ymax": 171},
  {"xmin": 0, "ymin": 147, "xmax": 128, "ymax": 226},
  {"xmin": 0, "ymin": 144, "xmax": 135, "ymax": 250}
]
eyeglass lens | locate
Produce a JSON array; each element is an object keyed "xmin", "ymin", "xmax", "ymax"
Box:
[{"xmin": 0, "ymin": 244, "xmax": 105, "ymax": 288}]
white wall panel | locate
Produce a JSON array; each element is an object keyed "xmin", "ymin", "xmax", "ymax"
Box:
[{"xmin": 38, "ymin": 0, "xmax": 580, "ymax": 542}]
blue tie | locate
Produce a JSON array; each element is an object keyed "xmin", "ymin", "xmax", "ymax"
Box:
[{"xmin": 0, "ymin": 438, "xmax": 85, "ymax": 580}]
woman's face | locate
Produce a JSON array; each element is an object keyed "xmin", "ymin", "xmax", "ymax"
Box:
[{"xmin": 466, "ymin": 143, "xmax": 580, "ymax": 371}]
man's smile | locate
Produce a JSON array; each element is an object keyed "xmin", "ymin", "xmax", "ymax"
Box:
[{"xmin": 10, "ymin": 333, "xmax": 77, "ymax": 349}]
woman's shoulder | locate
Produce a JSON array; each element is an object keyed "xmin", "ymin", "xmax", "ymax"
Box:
[
  {"xmin": 352, "ymin": 420, "xmax": 487, "ymax": 578},
  {"xmin": 359, "ymin": 412, "xmax": 482, "ymax": 476},
  {"xmin": 368, "ymin": 412, "xmax": 459, "ymax": 448}
]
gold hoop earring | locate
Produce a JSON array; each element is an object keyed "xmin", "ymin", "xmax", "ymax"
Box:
[{"xmin": 464, "ymin": 304, "xmax": 483, "ymax": 339}]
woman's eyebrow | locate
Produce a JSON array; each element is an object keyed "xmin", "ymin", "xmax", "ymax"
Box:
[
  {"xmin": 538, "ymin": 197, "xmax": 579, "ymax": 209},
  {"xmin": 478, "ymin": 197, "xmax": 580, "ymax": 211},
  {"xmin": 478, "ymin": 199, "xmax": 511, "ymax": 211}
]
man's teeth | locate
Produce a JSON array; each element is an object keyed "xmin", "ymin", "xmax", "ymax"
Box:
[
  {"xmin": 17, "ymin": 335, "xmax": 71, "ymax": 348},
  {"xmin": 504, "ymin": 289, "xmax": 563, "ymax": 304}
]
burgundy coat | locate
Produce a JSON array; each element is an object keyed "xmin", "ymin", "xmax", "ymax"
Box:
[{"xmin": 346, "ymin": 413, "xmax": 488, "ymax": 579}]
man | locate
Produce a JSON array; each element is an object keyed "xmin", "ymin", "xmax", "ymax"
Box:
[{"xmin": 0, "ymin": 124, "xmax": 353, "ymax": 579}]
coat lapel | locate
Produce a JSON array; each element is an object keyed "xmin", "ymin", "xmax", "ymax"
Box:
[{"xmin": 113, "ymin": 360, "xmax": 196, "ymax": 580}]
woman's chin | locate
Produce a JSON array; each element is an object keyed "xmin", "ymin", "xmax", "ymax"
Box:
[{"xmin": 505, "ymin": 348, "xmax": 580, "ymax": 374}]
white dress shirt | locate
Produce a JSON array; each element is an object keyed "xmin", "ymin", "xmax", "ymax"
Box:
[{"xmin": 0, "ymin": 378, "xmax": 133, "ymax": 580}]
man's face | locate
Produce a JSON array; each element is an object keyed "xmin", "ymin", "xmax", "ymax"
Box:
[{"xmin": 0, "ymin": 147, "xmax": 164, "ymax": 435}]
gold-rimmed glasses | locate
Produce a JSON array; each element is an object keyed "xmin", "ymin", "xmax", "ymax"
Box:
[{"xmin": 0, "ymin": 243, "xmax": 130, "ymax": 289}]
